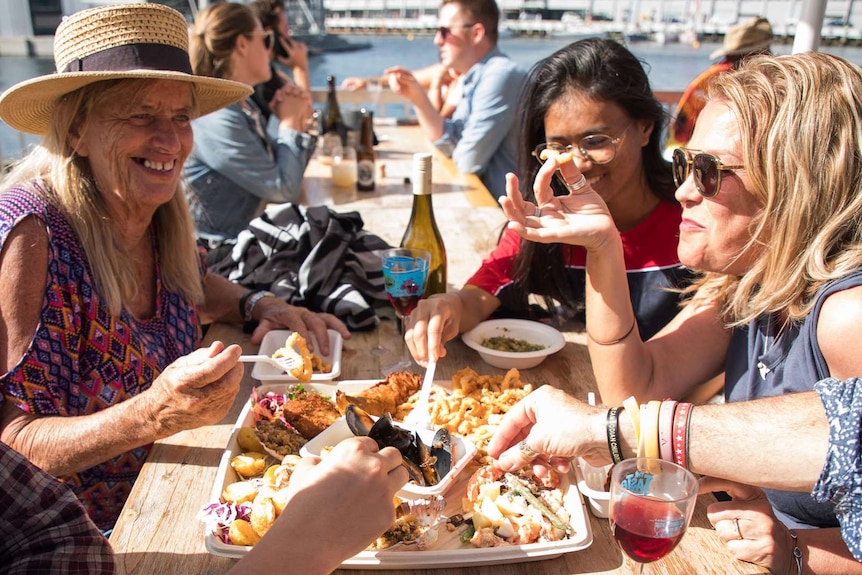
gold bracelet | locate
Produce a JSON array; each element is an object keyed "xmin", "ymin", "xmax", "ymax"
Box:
[{"xmin": 587, "ymin": 317, "xmax": 636, "ymax": 346}]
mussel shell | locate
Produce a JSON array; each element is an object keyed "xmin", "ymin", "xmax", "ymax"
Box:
[
  {"xmin": 345, "ymin": 404, "xmax": 377, "ymax": 437},
  {"xmin": 416, "ymin": 432, "xmax": 439, "ymax": 486},
  {"xmin": 431, "ymin": 428, "xmax": 454, "ymax": 479}
]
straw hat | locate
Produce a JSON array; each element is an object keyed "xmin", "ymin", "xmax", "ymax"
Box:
[
  {"xmin": 710, "ymin": 17, "xmax": 773, "ymax": 60},
  {"xmin": 0, "ymin": 2, "xmax": 251, "ymax": 135}
]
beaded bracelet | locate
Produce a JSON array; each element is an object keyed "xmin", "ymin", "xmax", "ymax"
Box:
[{"xmin": 606, "ymin": 407, "xmax": 624, "ymax": 464}]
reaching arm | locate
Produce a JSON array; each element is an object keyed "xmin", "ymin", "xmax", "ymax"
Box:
[{"xmin": 405, "ymin": 286, "xmax": 500, "ymax": 363}]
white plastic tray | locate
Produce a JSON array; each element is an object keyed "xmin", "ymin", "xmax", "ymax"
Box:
[
  {"xmin": 204, "ymin": 381, "xmax": 594, "ymax": 567},
  {"xmin": 250, "ymin": 329, "xmax": 342, "ymax": 382}
]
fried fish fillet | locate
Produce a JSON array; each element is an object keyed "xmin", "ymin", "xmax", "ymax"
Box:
[
  {"xmin": 335, "ymin": 371, "xmax": 422, "ymax": 417},
  {"xmin": 281, "ymin": 392, "xmax": 341, "ymax": 439}
]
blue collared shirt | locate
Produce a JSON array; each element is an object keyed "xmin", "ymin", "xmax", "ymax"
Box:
[
  {"xmin": 434, "ymin": 47, "xmax": 526, "ymax": 200},
  {"xmin": 184, "ymin": 98, "xmax": 315, "ymax": 242}
]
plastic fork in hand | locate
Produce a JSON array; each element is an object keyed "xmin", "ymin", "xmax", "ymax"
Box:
[{"xmin": 239, "ymin": 354, "xmax": 299, "ymax": 373}]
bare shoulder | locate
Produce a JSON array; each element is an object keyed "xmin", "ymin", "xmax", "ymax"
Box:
[{"xmin": 817, "ymin": 284, "xmax": 862, "ymax": 379}]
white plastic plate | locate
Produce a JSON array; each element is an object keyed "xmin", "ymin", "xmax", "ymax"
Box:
[
  {"xmin": 251, "ymin": 329, "xmax": 342, "ymax": 382},
  {"xmin": 204, "ymin": 381, "xmax": 593, "ymax": 567}
]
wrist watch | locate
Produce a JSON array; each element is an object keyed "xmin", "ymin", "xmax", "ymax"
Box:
[{"xmin": 242, "ymin": 290, "xmax": 275, "ymax": 322}]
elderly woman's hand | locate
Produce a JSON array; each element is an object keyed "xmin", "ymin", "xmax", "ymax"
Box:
[
  {"xmin": 487, "ymin": 385, "xmax": 610, "ymax": 480},
  {"xmin": 144, "ymin": 341, "xmax": 243, "ymax": 437},
  {"xmin": 499, "ymin": 156, "xmax": 617, "ymax": 252},
  {"xmin": 701, "ymin": 478, "xmax": 797, "ymax": 575},
  {"xmin": 250, "ymin": 297, "xmax": 350, "ymax": 354}
]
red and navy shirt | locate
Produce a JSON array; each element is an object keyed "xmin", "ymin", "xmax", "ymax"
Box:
[{"xmin": 467, "ymin": 201, "xmax": 693, "ymax": 339}]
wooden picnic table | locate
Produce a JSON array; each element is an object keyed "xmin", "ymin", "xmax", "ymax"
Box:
[{"xmin": 108, "ymin": 119, "xmax": 764, "ymax": 575}]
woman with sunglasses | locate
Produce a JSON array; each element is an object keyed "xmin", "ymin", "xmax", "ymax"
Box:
[
  {"xmin": 185, "ymin": 2, "xmax": 315, "ymax": 249},
  {"xmin": 405, "ymin": 38, "xmax": 694, "ymax": 364},
  {"xmin": 500, "ymin": 52, "xmax": 862, "ymax": 573}
]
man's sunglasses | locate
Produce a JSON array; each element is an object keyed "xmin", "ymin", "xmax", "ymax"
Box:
[
  {"xmin": 436, "ymin": 22, "xmax": 476, "ymax": 40},
  {"xmin": 672, "ymin": 148, "xmax": 744, "ymax": 197}
]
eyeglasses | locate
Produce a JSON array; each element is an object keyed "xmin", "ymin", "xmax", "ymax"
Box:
[
  {"xmin": 436, "ymin": 23, "xmax": 476, "ymax": 40},
  {"xmin": 248, "ymin": 30, "xmax": 275, "ymax": 51},
  {"xmin": 532, "ymin": 123, "xmax": 632, "ymax": 166},
  {"xmin": 672, "ymin": 148, "xmax": 744, "ymax": 197}
]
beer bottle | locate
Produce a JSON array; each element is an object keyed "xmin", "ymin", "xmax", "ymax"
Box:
[
  {"xmin": 401, "ymin": 153, "xmax": 447, "ymax": 296},
  {"xmin": 322, "ymin": 75, "xmax": 347, "ymax": 146},
  {"xmin": 356, "ymin": 108, "xmax": 375, "ymax": 192}
]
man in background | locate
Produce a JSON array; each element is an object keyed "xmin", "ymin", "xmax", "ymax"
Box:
[
  {"xmin": 386, "ymin": 0, "xmax": 525, "ymax": 200},
  {"xmin": 666, "ymin": 16, "xmax": 773, "ymax": 152}
]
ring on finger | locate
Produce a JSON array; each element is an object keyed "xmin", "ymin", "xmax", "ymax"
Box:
[
  {"xmin": 565, "ymin": 174, "xmax": 588, "ymax": 193},
  {"xmin": 534, "ymin": 206, "xmax": 542, "ymax": 217},
  {"xmin": 733, "ymin": 518, "xmax": 743, "ymax": 540},
  {"xmin": 518, "ymin": 439, "xmax": 540, "ymax": 460}
]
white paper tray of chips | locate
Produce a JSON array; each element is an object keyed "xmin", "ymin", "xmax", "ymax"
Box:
[
  {"xmin": 204, "ymin": 380, "xmax": 593, "ymax": 567},
  {"xmin": 250, "ymin": 329, "xmax": 342, "ymax": 382}
]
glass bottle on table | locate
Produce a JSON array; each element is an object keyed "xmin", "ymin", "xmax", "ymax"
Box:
[
  {"xmin": 401, "ymin": 153, "xmax": 447, "ymax": 296},
  {"xmin": 356, "ymin": 108, "xmax": 375, "ymax": 192},
  {"xmin": 323, "ymin": 75, "xmax": 348, "ymax": 146}
]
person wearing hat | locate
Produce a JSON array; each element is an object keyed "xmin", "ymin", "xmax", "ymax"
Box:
[
  {"xmin": 665, "ymin": 16, "xmax": 773, "ymax": 152},
  {"xmin": 0, "ymin": 2, "xmax": 351, "ymax": 533},
  {"xmin": 184, "ymin": 1, "xmax": 316, "ymax": 246}
]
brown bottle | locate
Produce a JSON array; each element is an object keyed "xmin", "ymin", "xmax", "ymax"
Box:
[
  {"xmin": 322, "ymin": 75, "xmax": 347, "ymax": 146},
  {"xmin": 401, "ymin": 153, "xmax": 447, "ymax": 296},
  {"xmin": 356, "ymin": 108, "xmax": 375, "ymax": 192}
]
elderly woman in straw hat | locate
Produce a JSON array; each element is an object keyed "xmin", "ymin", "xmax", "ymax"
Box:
[
  {"xmin": 0, "ymin": 4, "xmax": 401, "ymax": 540},
  {"xmin": 496, "ymin": 51, "xmax": 862, "ymax": 573}
]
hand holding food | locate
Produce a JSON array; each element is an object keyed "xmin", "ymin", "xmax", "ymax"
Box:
[
  {"xmin": 487, "ymin": 385, "xmax": 609, "ymax": 475},
  {"xmin": 499, "ymin": 161, "xmax": 617, "ymax": 252},
  {"xmin": 141, "ymin": 341, "xmax": 243, "ymax": 437}
]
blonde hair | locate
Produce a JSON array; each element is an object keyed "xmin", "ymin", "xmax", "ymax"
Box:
[
  {"xmin": 687, "ymin": 52, "xmax": 862, "ymax": 326},
  {"xmin": 0, "ymin": 79, "xmax": 204, "ymax": 314},
  {"xmin": 190, "ymin": 2, "xmax": 258, "ymax": 79}
]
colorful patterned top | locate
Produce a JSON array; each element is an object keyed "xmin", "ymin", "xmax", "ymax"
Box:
[
  {"xmin": 813, "ymin": 377, "xmax": 862, "ymax": 562},
  {"xmin": 0, "ymin": 441, "xmax": 115, "ymax": 574},
  {"xmin": 0, "ymin": 185, "xmax": 202, "ymax": 531}
]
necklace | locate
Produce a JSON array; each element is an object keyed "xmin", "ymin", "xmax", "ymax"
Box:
[{"xmin": 756, "ymin": 314, "xmax": 785, "ymax": 380}]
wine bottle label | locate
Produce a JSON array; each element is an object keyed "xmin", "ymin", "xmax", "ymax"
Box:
[{"xmin": 357, "ymin": 159, "xmax": 375, "ymax": 187}]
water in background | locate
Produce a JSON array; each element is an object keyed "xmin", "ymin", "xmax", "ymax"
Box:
[{"xmin": 5, "ymin": 34, "xmax": 862, "ymax": 161}]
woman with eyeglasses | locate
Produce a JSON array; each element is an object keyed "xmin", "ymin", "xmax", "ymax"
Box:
[
  {"xmin": 498, "ymin": 52, "xmax": 862, "ymax": 573},
  {"xmin": 185, "ymin": 2, "xmax": 315, "ymax": 249},
  {"xmin": 405, "ymin": 38, "xmax": 694, "ymax": 364}
]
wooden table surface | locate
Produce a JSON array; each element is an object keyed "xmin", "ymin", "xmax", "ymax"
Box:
[{"xmin": 108, "ymin": 122, "xmax": 764, "ymax": 574}]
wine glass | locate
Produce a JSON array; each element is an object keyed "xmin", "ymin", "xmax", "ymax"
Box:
[
  {"xmin": 381, "ymin": 247, "xmax": 430, "ymax": 373},
  {"xmin": 366, "ymin": 75, "xmax": 382, "ymax": 115},
  {"xmin": 609, "ymin": 458, "xmax": 699, "ymax": 574}
]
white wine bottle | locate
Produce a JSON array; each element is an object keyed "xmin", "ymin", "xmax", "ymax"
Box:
[{"xmin": 401, "ymin": 153, "xmax": 447, "ymax": 296}]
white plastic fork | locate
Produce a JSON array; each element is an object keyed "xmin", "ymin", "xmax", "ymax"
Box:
[
  {"xmin": 403, "ymin": 360, "xmax": 437, "ymax": 430},
  {"xmin": 239, "ymin": 354, "xmax": 300, "ymax": 373}
]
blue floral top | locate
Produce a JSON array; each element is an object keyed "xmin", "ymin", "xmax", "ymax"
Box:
[{"xmin": 813, "ymin": 377, "xmax": 862, "ymax": 561}]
